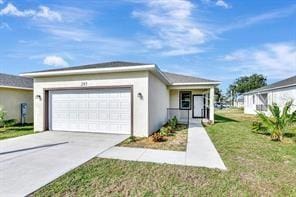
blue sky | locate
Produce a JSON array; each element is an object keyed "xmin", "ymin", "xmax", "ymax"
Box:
[{"xmin": 0, "ymin": 0, "xmax": 295, "ymax": 91}]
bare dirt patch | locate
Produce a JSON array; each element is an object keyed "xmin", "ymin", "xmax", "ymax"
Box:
[{"xmin": 118, "ymin": 124, "xmax": 188, "ymax": 151}]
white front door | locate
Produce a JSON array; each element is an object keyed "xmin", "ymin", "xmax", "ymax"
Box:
[
  {"xmin": 193, "ymin": 95, "xmax": 204, "ymax": 118},
  {"xmin": 49, "ymin": 88, "xmax": 131, "ymax": 134}
]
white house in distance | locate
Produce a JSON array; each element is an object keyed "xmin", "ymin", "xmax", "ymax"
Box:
[
  {"xmin": 21, "ymin": 61, "xmax": 220, "ymax": 137},
  {"xmin": 233, "ymin": 95, "xmax": 244, "ymax": 108},
  {"xmin": 244, "ymin": 75, "xmax": 296, "ymax": 115}
]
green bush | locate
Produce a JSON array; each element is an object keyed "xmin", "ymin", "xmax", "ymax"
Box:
[
  {"xmin": 0, "ymin": 107, "xmax": 7, "ymax": 128},
  {"xmin": 125, "ymin": 136, "xmax": 137, "ymax": 143},
  {"xmin": 168, "ymin": 116, "xmax": 178, "ymax": 130},
  {"xmin": 160, "ymin": 126, "xmax": 169, "ymax": 136},
  {"xmin": 3, "ymin": 119, "xmax": 17, "ymax": 127}
]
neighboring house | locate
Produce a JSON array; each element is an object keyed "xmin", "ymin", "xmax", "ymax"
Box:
[
  {"xmin": 21, "ymin": 61, "xmax": 220, "ymax": 137},
  {"xmin": 0, "ymin": 73, "xmax": 33, "ymax": 123},
  {"xmin": 244, "ymin": 75, "xmax": 296, "ymax": 115},
  {"xmin": 233, "ymin": 95, "xmax": 244, "ymax": 108}
]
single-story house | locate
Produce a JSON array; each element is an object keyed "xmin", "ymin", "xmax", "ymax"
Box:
[
  {"xmin": 21, "ymin": 61, "xmax": 220, "ymax": 137},
  {"xmin": 244, "ymin": 75, "xmax": 296, "ymax": 115},
  {"xmin": 233, "ymin": 95, "xmax": 244, "ymax": 108},
  {"xmin": 0, "ymin": 73, "xmax": 33, "ymax": 123}
]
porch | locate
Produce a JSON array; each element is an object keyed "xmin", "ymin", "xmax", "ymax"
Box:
[
  {"xmin": 167, "ymin": 86, "xmax": 215, "ymax": 124},
  {"xmin": 255, "ymin": 93, "xmax": 268, "ymax": 112}
]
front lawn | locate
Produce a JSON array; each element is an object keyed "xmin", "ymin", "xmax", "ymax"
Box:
[
  {"xmin": 0, "ymin": 124, "xmax": 34, "ymax": 140},
  {"xmin": 34, "ymin": 109, "xmax": 296, "ymax": 196},
  {"xmin": 118, "ymin": 124, "xmax": 188, "ymax": 151}
]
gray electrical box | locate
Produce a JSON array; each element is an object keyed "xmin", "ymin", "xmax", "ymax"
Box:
[{"xmin": 21, "ymin": 103, "xmax": 28, "ymax": 125}]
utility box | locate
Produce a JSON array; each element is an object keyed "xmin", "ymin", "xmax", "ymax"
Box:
[{"xmin": 20, "ymin": 103, "xmax": 28, "ymax": 125}]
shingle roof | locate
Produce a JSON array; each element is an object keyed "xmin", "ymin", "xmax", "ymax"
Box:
[
  {"xmin": 25, "ymin": 61, "xmax": 150, "ymax": 74},
  {"xmin": 22, "ymin": 61, "xmax": 219, "ymax": 85},
  {"xmin": 163, "ymin": 72, "xmax": 219, "ymax": 84},
  {"xmin": 245, "ymin": 75, "xmax": 296, "ymax": 94},
  {"xmin": 0, "ymin": 73, "xmax": 33, "ymax": 89}
]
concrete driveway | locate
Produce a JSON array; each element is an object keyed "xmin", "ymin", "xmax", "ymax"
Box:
[{"xmin": 0, "ymin": 131, "xmax": 128, "ymax": 196}]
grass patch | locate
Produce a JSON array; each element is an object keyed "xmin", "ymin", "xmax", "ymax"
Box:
[
  {"xmin": 0, "ymin": 124, "xmax": 34, "ymax": 140},
  {"xmin": 118, "ymin": 124, "xmax": 188, "ymax": 151},
  {"xmin": 34, "ymin": 109, "xmax": 296, "ymax": 196}
]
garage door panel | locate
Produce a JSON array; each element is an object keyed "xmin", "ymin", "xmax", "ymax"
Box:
[
  {"xmin": 50, "ymin": 88, "xmax": 131, "ymax": 134},
  {"xmin": 99, "ymin": 111, "xmax": 109, "ymax": 120},
  {"xmin": 88, "ymin": 112, "xmax": 98, "ymax": 120}
]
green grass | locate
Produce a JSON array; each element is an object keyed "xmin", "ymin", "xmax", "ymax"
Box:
[
  {"xmin": 0, "ymin": 124, "xmax": 34, "ymax": 140},
  {"xmin": 34, "ymin": 109, "xmax": 296, "ymax": 196}
]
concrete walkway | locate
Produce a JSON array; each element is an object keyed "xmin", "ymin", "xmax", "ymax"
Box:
[{"xmin": 98, "ymin": 121, "xmax": 226, "ymax": 170}]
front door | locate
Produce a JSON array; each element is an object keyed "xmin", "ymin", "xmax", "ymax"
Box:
[{"xmin": 193, "ymin": 95, "xmax": 205, "ymax": 118}]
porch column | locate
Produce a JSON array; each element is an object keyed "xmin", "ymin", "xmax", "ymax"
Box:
[{"xmin": 209, "ymin": 86, "xmax": 215, "ymax": 122}]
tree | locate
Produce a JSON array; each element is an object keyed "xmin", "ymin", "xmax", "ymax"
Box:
[
  {"xmin": 215, "ymin": 87, "xmax": 222, "ymax": 102},
  {"xmin": 228, "ymin": 74, "xmax": 266, "ymax": 95},
  {"xmin": 255, "ymin": 101, "xmax": 296, "ymax": 141},
  {"xmin": 227, "ymin": 74, "xmax": 267, "ymax": 104}
]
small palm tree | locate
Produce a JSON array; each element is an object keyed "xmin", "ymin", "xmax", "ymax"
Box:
[{"xmin": 256, "ymin": 101, "xmax": 296, "ymax": 141}]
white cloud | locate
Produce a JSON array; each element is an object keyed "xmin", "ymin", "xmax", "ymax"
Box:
[
  {"xmin": 132, "ymin": 0, "xmax": 208, "ymax": 56},
  {"xmin": 0, "ymin": 3, "xmax": 62, "ymax": 21},
  {"xmin": 215, "ymin": 0, "xmax": 230, "ymax": 9},
  {"xmin": 219, "ymin": 5, "xmax": 296, "ymax": 32},
  {"xmin": 201, "ymin": 0, "xmax": 231, "ymax": 9},
  {"xmin": 43, "ymin": 55, "xmax": 69, "ymax": 67},
  {"xmin": 0, "ymin": 22, "xmax": 11, "ymax": 30},
  {"xmin": 0, "ymin": 0, "xmax": 4, "ymax": 4},
  {"xmin": 223, "ymin": 42, "xmax": 296, "ymax": 79}
]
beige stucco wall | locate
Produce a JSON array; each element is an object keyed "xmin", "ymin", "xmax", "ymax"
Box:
[
  {"xmin": 148, "ymin": 72, "xmax": 169, "ymax": 135},
  {"xmin": 0, "ymin": 87, "xmax": 33, "ymax": 123},
  {"xmin": 33, "ymin": 71, "xmax": 150, "ymax": 136},
  {"xmin": 169, "ymin": 89, "xmax": 209, "ymax": 116}
]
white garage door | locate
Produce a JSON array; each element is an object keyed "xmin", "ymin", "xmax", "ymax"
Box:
[{"xmin": 49, "ymin": 88, "xmax": 131, "ymax": 134}]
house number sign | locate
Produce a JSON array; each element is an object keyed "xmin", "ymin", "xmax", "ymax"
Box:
[{"xmin": 81, "ymin": 82, "xmax": 88, "ymax": 87}]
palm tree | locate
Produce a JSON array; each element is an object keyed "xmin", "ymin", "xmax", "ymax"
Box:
[{"xmin": 256, "ymin": 101, "xmax": 296, "ymax": 141}]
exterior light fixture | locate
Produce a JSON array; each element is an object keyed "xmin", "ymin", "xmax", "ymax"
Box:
[
  {"xmin": 35, "ymin": 95, "xmax": 42, "ymax": 101},
  {"xmin": 137, "ymin": 92, "xmax": 143, "ymax": 99}
]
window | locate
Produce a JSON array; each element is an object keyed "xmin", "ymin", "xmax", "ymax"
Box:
[
  {"xmin": 179, "ymin": 91, "xmax": 191, "ymax": 109},
  {"xmin": 252, "ymin": 95, "xmax": 255, "ymax": 104}
]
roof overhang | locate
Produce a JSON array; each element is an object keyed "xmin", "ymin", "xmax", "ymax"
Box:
[
  {"xmin": 244, "ymin": 83, "xmax": 296, "ymax": 95},
  {"xmin": 171, "ymin": 82, "xmax": 220, "ymax": 86},
  {"xmin": 0, "ymin": 85, "xmax": 33, "ymax": 90},
  {"xmin": 169, "ymin": 84, "xmax": 219, "ymax": 90},
  {"xmin": 20, "ymin": 64, "xmax": 171, "ymax": 85}
]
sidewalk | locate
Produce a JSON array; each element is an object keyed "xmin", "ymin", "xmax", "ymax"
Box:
[{"xmin": 98, "ymin": 121, "xmax": 226, "ymax": 170}]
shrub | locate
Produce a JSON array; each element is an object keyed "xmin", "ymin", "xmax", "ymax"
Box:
[
  {"xmin": 3, "ymin": 119, "xmax": 17, "ymax": 127},
  {"xmin": 166, "ymin": 125, "xmax": 173, "ymax": 134},
  {"xmin": 152, "ymin": 132, "xmax": 164, "ymax": 142},
  {"xmin": 0, "ymin": 107, "xmax": 7, "ymax": 128},
  {"xmin": 125, "ymin": 136, "xmax": 137, "ymax": 143},
  {"xmin": 256, "ymin": 100, "xmax": 296, "ymax": 141},
  {"xmin": 160, "ymin": 126, "xmax": 169, "ymax": 136},
  {"xmin": 168, "ymin": 116, "xmax": 178, "ymax": 130}
]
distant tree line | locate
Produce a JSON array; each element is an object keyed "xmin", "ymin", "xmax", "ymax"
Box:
[
  {"xmin": 214, "ymin": 74, "xmax": 267, "ymax": 104},
  {"xmin": 227, "ymin": 74, "xmax": 267, "ymax": 104}
]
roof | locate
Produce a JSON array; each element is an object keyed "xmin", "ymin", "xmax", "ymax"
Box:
[
  {"xmin": 23, "ymin": 61, "xmax": 150, "ymax": 74},
  {"xmin": 244, "ymin": 75, "xmax": 296, "ymax": 94},
  {"xmin": 163, "ymin": 72, "xmax": 219, "ymax": 84},
  {"xmin": 0, "ymin": 73, "xmax": 33, "ymax": 89},
  {"xmin": 21, "ymin": 61, "xmax": 220, "ymax": 85}
]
